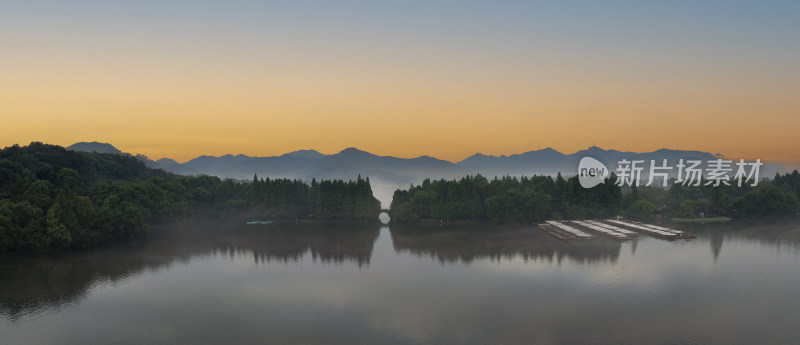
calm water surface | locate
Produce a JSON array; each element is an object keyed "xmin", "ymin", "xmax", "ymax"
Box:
[{"xmin": 2, "ymin": 220, "xmax": 799, "ymax": 344}]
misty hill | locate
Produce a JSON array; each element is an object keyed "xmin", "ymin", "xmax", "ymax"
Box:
[
  {"xmin": 71, "ymin": 142, "xmax": 779, "ymax": 207},
  {"xmin": 458, "ymin": 146, "xmax": 725, "ymax": 178},
  {"xmin": 171, "ymin": 147, "xmax": 470, "ymax": 206}
]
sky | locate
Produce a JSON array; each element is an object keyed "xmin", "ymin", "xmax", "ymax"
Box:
[{"xmin": 1, "ymin": 0, "xmax": 799, "ymax": 163}]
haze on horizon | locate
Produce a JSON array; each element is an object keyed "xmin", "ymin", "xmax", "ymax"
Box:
[{"xmin": 2, "ymin": 0, "xmax": 798, "ymax": 163}]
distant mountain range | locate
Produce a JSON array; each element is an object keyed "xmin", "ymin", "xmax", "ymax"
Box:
[{"xmin": 67, "ymin": 142, "xmax": 779, "ymax": 207}]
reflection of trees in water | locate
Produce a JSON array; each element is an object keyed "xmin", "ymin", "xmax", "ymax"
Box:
[
  {"xmin": 709, "ymin": 229, "xmax": 724, "ymax": 262},
  {"xmin": 202, "ymin": 225, "xmax": 379, "ymax": 267},
  {"xmin": 677, "ymin": 220, "xmax": 800, "ymax": 261},
  {"xmin": 725, "ymin": 221, "xmax": 800, "ymax": 248},
  {"xmin": 5, "ymin": 220, "xmax": 797, "ymax": 320},
  {"xmin": 0, "ymin": 221, "xmax": 380, "ymax": 319},
  {"xmin": 389, "ymin": 225, "xmax": 622, "ymax": 265}
]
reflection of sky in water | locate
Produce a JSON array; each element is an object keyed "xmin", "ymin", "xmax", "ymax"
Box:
[{"xmin": 2, "ymin": 222, "xmax": 800, "ymax": 344}]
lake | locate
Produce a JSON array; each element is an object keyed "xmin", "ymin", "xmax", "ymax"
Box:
[{"xmin": 2, "ymin": 220, "xmax": 799, "ymax": 344}]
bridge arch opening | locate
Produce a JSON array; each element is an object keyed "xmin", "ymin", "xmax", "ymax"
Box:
[{"xmin": 378, "ymin": 211, "xmax": 390, "ymax": 225}]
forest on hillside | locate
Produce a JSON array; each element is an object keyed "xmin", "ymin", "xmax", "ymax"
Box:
[{"xmin": 0, "ymin": 143, "xmax": 381, "ymax": 252}]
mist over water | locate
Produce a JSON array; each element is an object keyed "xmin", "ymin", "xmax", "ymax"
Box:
[
  {"xmin": 366, "ymin": 177, "xmax": 400, "ymax": 208},
  {"xmin": 2, "ymin": 220, "xmax": 799, "ymax": 344}
]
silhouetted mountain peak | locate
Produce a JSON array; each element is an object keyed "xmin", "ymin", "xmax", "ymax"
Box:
[
  {"xmin": 67, "ymin": 142, "xmax": 127, "ymax": 156},
  {"xmin": 458, "ymin": 153, "xmax": 496, "ymax": 165},
  {"xmin": 575, "ymin": 146, "xmax": 610, "ymax": 154},
  {"xmin": 335, "ymin": 147, "xmax": 373, "ymax": 157},
  {"xmin": 156, "ymin": 158, "xmax": 179, "ymax": 165},
  {"xmin": 283, "ymin": 149, "xmax": 324, "ymax": 159},
  {"xmin": 411, "ymin": 155, "xmax": 454, "ymax": 165}
]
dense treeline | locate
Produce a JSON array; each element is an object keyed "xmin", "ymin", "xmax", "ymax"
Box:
[
  {"xmin": 390, "ymin": 174, "xmax": 622, "ymax": 225},
  {"xmin": 626, "ymin": 172, "xmax": 800, "ymax": 220},
  {"xmin": 0, "ymin": 143, "xmax": 380, "ymax": 252},
  {"xmin": 390, "ymin": 171, "xmax": 800, "ymax": 225}
]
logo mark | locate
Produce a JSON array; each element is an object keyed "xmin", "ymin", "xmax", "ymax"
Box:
[{"xmin": 578, "ymin": 157, "xmax": 609, "ymax": 188}]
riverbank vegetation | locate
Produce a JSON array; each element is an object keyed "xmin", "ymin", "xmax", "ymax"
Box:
[
  {"xmin": 390, "ymin": 174, "xmax": 622, "ymax": 225},
  {"xmin": 622, "ymin": 172, "xmax": 800, "ymax": 221},
  {"xmin": 0, "ymin": 143, "xmax": 380, "ymax": 252},
  {"xmin": 389, "ymin": 171, "xmax": 800, "ymax": 225}
]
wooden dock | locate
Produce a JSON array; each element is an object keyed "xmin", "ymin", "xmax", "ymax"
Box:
[
  {"xmin": 544, "ymin": 221, "xmax": 594, "ymax": 239},
  {"xmin": 569, "ymin": 220, "xmax": 630, "ymax": 240},
  {"xmin": 634, "ymin": 222, "xmax": 696, "ymax": 238},
  {"xmin": 586, "ymin": 220, "xmax": 638, "ymax": 237},
  {"xmin": 603, "ymin": 219, "xmax": 679, "ymax": 239},
  {"xmin": 538, "ymin": 223, "xmax": 575, "ymax": 240},
  {"xmin": 538, "ymin": 219, "xmax": 694, "ymax": 240}
]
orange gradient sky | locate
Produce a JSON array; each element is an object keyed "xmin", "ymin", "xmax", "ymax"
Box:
[{"xmin": 2, "ymin": 1, "xmax": 799, "ymax": 163}]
